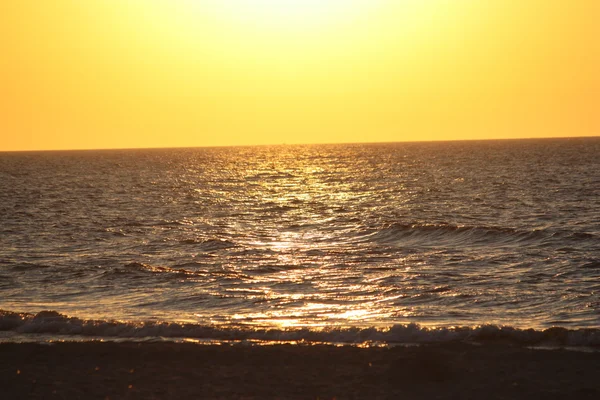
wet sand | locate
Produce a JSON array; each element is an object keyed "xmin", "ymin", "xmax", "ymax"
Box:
[{"xmin": 1, "ymin": 342, "xmax": 599, "ymax": 399}]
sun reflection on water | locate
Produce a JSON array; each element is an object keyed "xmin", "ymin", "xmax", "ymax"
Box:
[{"xmin": 6, "ymin": 144, "xmax": 596, "ymax": 333}]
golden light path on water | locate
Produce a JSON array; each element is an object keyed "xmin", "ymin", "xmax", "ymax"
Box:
[
  {"xmin": 2, "ymin": 142, "xmax": 599, "ymax": 335},
  {"xmin": 188, "ymin": 156, "xmax": 418, "ymax": 330},
  {"xmin": 163, "ymin": 144, "xmax": 536, "ymax": 331}
]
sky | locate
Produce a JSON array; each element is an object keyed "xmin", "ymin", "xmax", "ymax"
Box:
[{"xmin": 1, "ymin": 0, "xmax": 598, "ymax": 151}]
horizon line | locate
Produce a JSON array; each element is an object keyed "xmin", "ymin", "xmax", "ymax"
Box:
[{"xmin": 1, "ymin": 134, "xmax": 598, "ymax": 153}]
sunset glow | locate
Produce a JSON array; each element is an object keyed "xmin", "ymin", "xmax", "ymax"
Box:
[
  {"xmin": 1, "ymin": 0, "xmax": 598, "ymax": 151},
  {"xmin": 182, "ymin": 0, "xmax": 372, "ymax": 31}
]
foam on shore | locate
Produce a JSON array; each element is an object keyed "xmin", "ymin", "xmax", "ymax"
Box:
[{"xmin": 1, "ymin": 310, "xmax": 598, "ymax": 347}]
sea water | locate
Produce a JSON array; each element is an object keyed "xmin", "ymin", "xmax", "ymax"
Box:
[{"xmin": 1, "ymin": 138, "xmax": 599, "ymax": 345}]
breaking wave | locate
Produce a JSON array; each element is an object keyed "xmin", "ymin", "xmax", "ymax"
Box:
[{"xmin": 1, "ymin": 310, "xmax": 599, "ymax": 347}]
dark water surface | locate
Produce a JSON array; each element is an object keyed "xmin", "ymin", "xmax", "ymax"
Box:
[{"xmin": 1, "ymin": 138, "xmax": 599, "ymax": 343}]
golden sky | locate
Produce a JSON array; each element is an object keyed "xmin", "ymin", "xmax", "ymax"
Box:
[{"xmin": 1, "ymin": 0, "xmax": 598, "ymax": 151}]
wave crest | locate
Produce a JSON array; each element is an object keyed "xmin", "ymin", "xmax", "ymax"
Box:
[
  {"xmin": 367, "ymin": 223, "xmax": 597, "ymax": 248},
  {"xmin": 1, "ymin": 310, "xmax": 598, "ymax": 347}
]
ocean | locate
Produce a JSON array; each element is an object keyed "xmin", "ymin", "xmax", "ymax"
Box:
[{"xmin": 1, "ymin": 138, "xmax": 599, "ymax": 346}]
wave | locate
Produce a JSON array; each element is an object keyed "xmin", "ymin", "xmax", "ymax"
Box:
[
  {"xmin": 366, "ymin": 223, "xmax": 598, "ymax": 248},
  {"xmin": 121, "ymin": 262, "xmax": 202, "ymax": 276},
  {"xmin": 1, "ymin": 310, "xmax": 598, "ymax": 347},
  {"xmin": 177, "ymin": 238, "xmax": 238, "ymax": 251},
  {"xmin": 9, "ymin": 263, "xmax": 52, "ymax": 272},
  {"xmin": 108, "ymin": 262, "xmax": 253, "ymax": 278}
]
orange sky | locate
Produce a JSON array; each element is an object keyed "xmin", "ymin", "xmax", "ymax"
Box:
[{"xmin": 1, "ymin": 0, "xmax": 598, "ymax": 151}]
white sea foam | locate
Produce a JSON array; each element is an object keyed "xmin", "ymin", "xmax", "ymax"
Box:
[{"xmin": 1, "ymin": 310, "xmax": 599, "ymax": 347}]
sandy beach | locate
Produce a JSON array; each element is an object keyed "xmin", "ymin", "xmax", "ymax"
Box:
[{"xmin": 1, "ymin": 342, "xmax": 598, "ymax": 399}]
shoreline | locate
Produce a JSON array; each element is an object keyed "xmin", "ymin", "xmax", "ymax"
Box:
[
  {"xmin": 1, "ymin": 342, "xmax": 599, "ymax": 399},
  {"xmin": 2, "ymin": 310, "xmax": 599, "ymax": 348}
]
